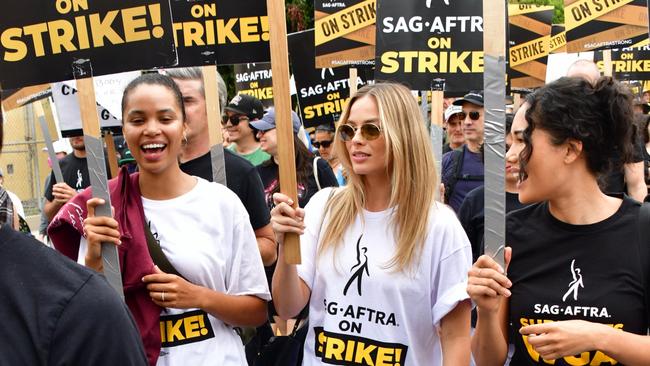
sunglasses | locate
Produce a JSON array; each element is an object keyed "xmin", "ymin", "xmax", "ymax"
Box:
[
  {"xmin": 337, "ymin": 123, "xmax": 382, "ymax": 142},
  {"xmin": 458, "ymin": 111, "xmax": 481, "ymax": 121},
  {"xmin": 221, "ymin": 114, "xmax": 249, "ymax": 126},
  {"xmin": 312, "ymin": 140, "xmax": 333, "ymax": 149}
]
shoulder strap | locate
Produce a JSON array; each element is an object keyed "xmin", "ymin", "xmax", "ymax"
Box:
[
  {"xmin": 313, "ymin": 157, "xmax": 322, "ymax": 191},
  {"xmin": 637, "ymin": 203, "xmax": 650, "ymax": 327},
  {"xmin": 444, "ymin": 149, "xmax": 464, "ymax": 203},
  {"xmin": 144, "ymin": 220, "xmax": 186, "ymax": 280}
]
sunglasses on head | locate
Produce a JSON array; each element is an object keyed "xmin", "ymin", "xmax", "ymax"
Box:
[
  {"xmin": 337, "ymin": 123, "xmax": 382, "ymax": 142},
  {"xmin": 458, "ymin": 111, "xmax": 481, "ymax": 121},
  {"xmin": 312, "ymin": 140, "xmax": 333, "ymax": 149},
  {"xmin": 221, "ymin": 114, "xmax": 249, "ymax": 126}
]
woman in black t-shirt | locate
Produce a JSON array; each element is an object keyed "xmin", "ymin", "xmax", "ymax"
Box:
[{"xmin": 469, "ymin": 77, "xmax": 650, "ymax": 366}]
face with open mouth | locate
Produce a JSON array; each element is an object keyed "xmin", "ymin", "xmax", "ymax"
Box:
[{"xmin": 122, "ymin": 83, "xmax": 186, "ymax": 176}]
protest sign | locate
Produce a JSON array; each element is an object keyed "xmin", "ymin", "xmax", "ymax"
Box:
[
  {"xmin": 314, "ymin": 0, "xmax": 376, "ymax": 68},
  {"xmin": 508, "ymin": 4, "xmax": 554, "ymax": 91},
  {"xmin": 594, "ymin": 46, "xmax": 650, "ymax": 80},
  {"xmin": 171, "ymin": 0, "xmax": 270, "ymax": 66},
  {"xmin": 51, "ymin": 81, "xmax": 121, "ymax": 137},
  {"xmin": 564, "ymin": 0, "xmax": 649, "ymax": 53},
  {"xmin": 0, "ymin": 0, "xmax": 177, "ymax": 89},
  {"xmin": 549, "ymin": 24, "xmax": 567, "ymax": 53},
  {"xmin": 1, "ymin": 84, "xmax": 51, "ymax": 111},
  {"xmin": 374, "ymin": 0, "xmax": 483, "ymax": 94},
  {"xmin": 289, "ymin": 30, "xmax": 369, "ymax": 128},
  {"xmin": 234, "ymin": 63, "xmax": 274, "ymax": 107}
]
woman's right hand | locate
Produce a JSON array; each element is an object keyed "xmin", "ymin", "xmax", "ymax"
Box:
[
  {"xmin": 83, "ymin": 198, "xmax": 121, "ymax": 271},
  {"xmin": 467, "ymin": 247, "xmax": 512, "ymax": 313},
  {"xmin": 270, "ymin": 193, "xmax": 305, "ymax": 245}
]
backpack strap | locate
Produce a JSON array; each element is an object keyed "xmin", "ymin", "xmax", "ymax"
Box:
[
  {"xmin": 444, "ymin": 149, "xmax": 464, "ymax": 204},
  {"xmin": 144, "ymin": 220, "xmax": 186, "ymax": 280},
  {"xmin": 313, "ymin": 157, "xmax": 322, "ymax": 191},
  {"xmin": 637, "ymin": 203, "xmax": 650, "ymax": 328}
]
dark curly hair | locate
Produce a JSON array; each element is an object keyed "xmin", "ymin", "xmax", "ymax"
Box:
[{"xmin": 519, "ymin": 77, "xmax": 635, "ymax": 182}]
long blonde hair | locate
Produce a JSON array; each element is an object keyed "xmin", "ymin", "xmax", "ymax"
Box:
[{"xmin": 319, "ymin": 83, "xmax": 438, "ymax": 272}]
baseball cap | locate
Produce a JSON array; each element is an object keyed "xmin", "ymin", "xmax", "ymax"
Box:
[
  {"xmin": 224, "ymin": 94, "xmax": 264, "ymax": 120},
  {"xmin": 315, "ymin": 123, "xmax": 335, "ymax": 132},
  {"xmin": 41, "ymin": 140, "xmax": 69, "ymax": 154},
  {"xmin": 444, "ymin": 105, "xmax": 463, "ymax": 122},
  {"xmin": 250, "ymin": 107, "xmax": 302, "ymax": 134},
  {"xmin": 118, "ymin": 149, "xmax": 135, "ymax": 166},
  {"xmin": 453, "ymin": 91, "xmax": 484, "ymax": 107}
]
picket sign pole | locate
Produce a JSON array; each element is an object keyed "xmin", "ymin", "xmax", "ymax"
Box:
[
  {"xmin": 103, "ymin": 131, "xmax": 119, "ymax": 179},
  {"xmin": 34, "ymin": 100, "xmax": 64, "ymax": 183},
  {"xmin": 202, "ymin": 65, "xmax": 227, "ymax": 185},
  {"xmin": 482, "ymin": 0, "xmax": 507, "ymax": 268},
  {"xmin": 430, "ymin": 81, "xmax": 444, "ymax": 201},
  {"xmin": 76, "ymin": 70, "xmax": 124, "ymax": 299},
  {"xmin": 603, "ymin": 49, "xmax": 613, "ymax": 77},
  {"xmin": 267, "ymin": 0, "xmax": 301, "ymax": 264},
  {"xmin": 349, "ymin": 67, "xmax": 358, "ymax": 96}
]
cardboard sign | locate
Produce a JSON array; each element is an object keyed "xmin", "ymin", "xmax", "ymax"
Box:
[
  {"xmin": 0, "ymin": 0, "xmax": 177, "ymax": 89},
  {"xmin": 234, "ymin": 63, "xmax": 274, "ymax": 107},
  {"xmin": 289, "ymin": 30, "xmax": 369, "ymax": 128},
  {"xmin": 508, "ymin": 4, "xmax": 553, "ymax": 91},
  {"xmin": 314, "ymin": 0, "xmax": 376, "ymax": 68},
  {"xmin": 549, "ymin": 24, "xmax": 567, "ymax": 54},
  {"xmin": 51, "ymin": 81, "xmax": 121, "ymax": 137},
  {"xmin": 374, "ymin": 0, "xmax": 483, "ymax": 94},
  {"xmin": 171, "ymin": 0, "xmax": 270, "ymax": 66},
  {"xmin": 564, "ymin": 0, "xmax": 649, "ymax": 52},
  {"xmin": 594, "ymin": 46, "xmax": 650, "ymax": 80}
]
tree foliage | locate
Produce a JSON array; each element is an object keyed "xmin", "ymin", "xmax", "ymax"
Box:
[{"xmin": 509, "ymin": 0, "xmax": 564, "ymax": 24}]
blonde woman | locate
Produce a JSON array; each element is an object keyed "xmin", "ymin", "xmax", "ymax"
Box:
[{"xmin": 271, "ymin": 83, "xmax": 472, "ymax": 365}]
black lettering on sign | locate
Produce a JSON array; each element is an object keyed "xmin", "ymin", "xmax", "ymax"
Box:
[
  {"xmin": 313, "ymin": 326, "xmax": 408, "ymax": 366},
  {"xmin": 159, "ymin": 309, "xmax": 215, "ymax": 348}
]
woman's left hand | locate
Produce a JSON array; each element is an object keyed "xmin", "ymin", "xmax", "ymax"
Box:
[
  {"xmin": 143, "ymin": 266, "xmax": 203, "ymax": 309},
  {"xmin": 519, "ymin": 320, "xmax": 603, "ymax": 360}
]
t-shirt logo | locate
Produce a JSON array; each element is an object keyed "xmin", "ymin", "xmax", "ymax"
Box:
[
  {"xmin": 562, "ymin": 259, "xmax": 584, "ymax": 302},
  {"xmin": 75, "ymin": 169, "xmax": 83, "ymax": 190},
  {"xmin": 343, "ymin": 235, "xmax": 370, "ymax": 296}
]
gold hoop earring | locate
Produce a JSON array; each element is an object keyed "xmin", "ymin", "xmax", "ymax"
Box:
[{"xmin": 182, "ymin": 131, "xmax": 188, "ymax": 146}]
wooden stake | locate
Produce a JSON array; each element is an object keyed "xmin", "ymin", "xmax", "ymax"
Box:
[
  {"xmin": 349, "ymin": 67, "xmax": 358, "ymax": 96},
  {"xmin": 603, "ymin": 49, "xmax": 613, "ymax": 77},
  {"xmin": 202, "ymin": 65, "xmax": 227, "ymax": 185},
  {"xmin": 267, "ymin": 0, "xmax": 300, "ymax": 264}
]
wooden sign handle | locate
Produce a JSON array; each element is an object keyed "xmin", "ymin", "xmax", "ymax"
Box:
[
  {"xmin": 267, "ymin": 0, "xmax": 301, "ymax": 264},
  {"xmin": 103, "ymin": 131, "xmax": 119, "ymax": 178}
]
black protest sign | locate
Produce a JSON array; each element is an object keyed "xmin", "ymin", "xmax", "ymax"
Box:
[
  {"xmin": 234, "ymin": 63, "xmax": 273, "ymax": 107},
  {"xmin": 594, "ymin": 46, "xmax": 650, "ymax": 80},
  {"xmin": 374, "ymin": 0, "xmax": 483, "ymax": 95},
  {"xmin": 564, "ymin": 0, "xmax": 649, "ymax": 53},
  {"xmin": 171, "ymin": 0, "xmax": 269, "ymax": 66},
  {"xmin": 1, "ymin": 84, "xmax": 51, "ymax": 111},
  {"xmin": 314, "ymin": 0, "xmax": 376, "ymax": 68},
  {"xmin": 0, "ymin": 0, "xmax": 177, "ymax": 89},
  {"xmin": 288, "ymin": 30, "xmax": 370, "ymax": 128},
  {"xmin": 549, "ymin": 24, "xmax": 567, "ymax": 54},
  {"xmin": 508, "ymin": 4, "xmax": 553, "ymax": 91}
]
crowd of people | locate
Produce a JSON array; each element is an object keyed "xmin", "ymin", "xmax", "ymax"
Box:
[{"xmin": 1, "ymin": 59, "xmax": 650, "ymax": 366}]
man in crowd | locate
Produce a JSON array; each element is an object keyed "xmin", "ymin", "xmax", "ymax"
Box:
[
  {"xmin": 567, "ymin": 59, "xmax": 647, "ymax": 201},
  {"xmin": 43, "ymin": 135, "xmax": 91, "ymax": 221},
  {"xmin": 441, "ymin": 91, "xmax": 485, "ymax": 213},
  {"xmin": 39, "ymin": 141, "xmax": 68, "ymax": 242},
  {"xmin": 313, "ymin": 123, "xmax": 345, "ymax": 186},
  {"xmin": 166, "ymin": 67, "xmax": 277, "ymax": 266},
  {"xmin": 443, "ymin": 104, "xmax": 465, "ymax": 154},
  {"xmin": 224, "ymin": 94, "xmax": 270, "ymax": 166}
]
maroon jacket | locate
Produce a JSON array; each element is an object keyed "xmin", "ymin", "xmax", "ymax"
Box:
[{"xmin": 48, "ymin": 167, "xmax": 161, "ymax": 366}]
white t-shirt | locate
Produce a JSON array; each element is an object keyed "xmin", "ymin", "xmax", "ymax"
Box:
[
  {"xmin": 142, "ymin": 178, "xmax": 270, "ymax": 366},
  {"xmin": 297, "ymin": 188, "xmax": 472, "ymax": 366}
]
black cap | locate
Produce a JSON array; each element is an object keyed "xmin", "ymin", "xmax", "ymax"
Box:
[
  {"xmin": 224, "ymin": 94, "xmax": 264, "ymax": 120},
  {"xmin": 453, "ymin": 91, "xmax": 484, "ymax": 107}
]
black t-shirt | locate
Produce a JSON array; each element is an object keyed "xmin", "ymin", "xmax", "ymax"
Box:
[
  {"xmin": 0, "ymin": 224, "xmax": 147, "ymax": 365},
  {"xmin": 44, "ymin": 153, "xmax": 91, "ymax": 201},
  {"xmin": 601, "ymin": 138, "xmax": 645, "ymax": 195},
  {"xmin": 257, "ymin": 156, "xmax": 339, "ymax": 209},
  {"xmin": 179, "ymin": 149, "xmax": 270, "ymax": 230},
  {"xmin": 507, "ymin": 198, "xmax": 649, "ymax": 365}
]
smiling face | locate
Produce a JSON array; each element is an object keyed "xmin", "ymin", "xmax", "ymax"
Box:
[
  {"xmin": 122, "ymin": 83, "xmax": 186, "ymax": 176},
  {"xmin": 257, "ymin": 128, "xmax": 277, "ymax": 156},
  {"xmin": 344, "ymin": 95, "xmax": 387, "ymax": 180},
  {"xmin": 224, "ymin": 111, "xmax": 253, "ymax": 143}
]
